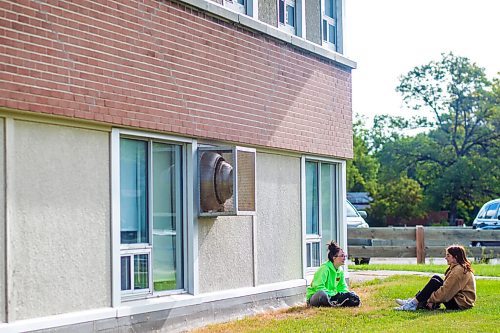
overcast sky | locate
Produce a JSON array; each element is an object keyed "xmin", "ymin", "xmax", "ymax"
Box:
[{"xmin": 343, "ymin": 0, "xmax": 500, "ymax": 125}]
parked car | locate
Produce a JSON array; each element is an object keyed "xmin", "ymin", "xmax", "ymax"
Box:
[
  {"xmin": 471, "ymin": 224, "xmax": 500, "ymax": 247},
  {"xmin": 472, "ymin": 198, "xmax": 500, "ymax": 229},
  {"xmin": 346, "ymin": 200, "xmax": 371, "ymax": 265}
]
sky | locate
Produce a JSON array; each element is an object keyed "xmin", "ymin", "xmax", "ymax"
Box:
[{"xmin": 343, "ymin": 0, "xmax": 500, "ymax": 126}]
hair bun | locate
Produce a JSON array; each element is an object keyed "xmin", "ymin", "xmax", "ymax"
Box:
[{"xmin": 328, "ymin": 241, "xmax": 339, "ymax": 252}]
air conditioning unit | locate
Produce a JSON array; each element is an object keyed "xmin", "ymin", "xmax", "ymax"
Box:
[{"xmin": 198, "ymin": 146, "xmax": 256, "ymax": 216}]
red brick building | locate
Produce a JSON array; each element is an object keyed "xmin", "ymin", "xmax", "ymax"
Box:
[{"xmin": 0, "ymin": 0, "xmax": 356, "ymax": 331}]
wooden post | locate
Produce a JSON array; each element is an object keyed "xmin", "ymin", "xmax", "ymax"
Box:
[{"xmin": 416, "ymin": 225, "xmax": 425, "ymax": 264}]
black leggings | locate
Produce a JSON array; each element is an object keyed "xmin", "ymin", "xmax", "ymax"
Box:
[
  {"xmin": 415, "ymin": 275, "xmax": 460, "ymax": 310},
  {"xmin": 308, "ymin": 290, "xmax": 361, "ymax": 307}
]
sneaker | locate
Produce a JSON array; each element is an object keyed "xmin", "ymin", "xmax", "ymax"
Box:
[
  {"xmin": 394, "ymin": 300, "xmax": 417, "ymax": 311},
  {"xmin": 395, "ymin": 298, "xmax": 413, "ymax": 306}
]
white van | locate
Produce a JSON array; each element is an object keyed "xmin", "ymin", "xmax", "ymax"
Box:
[
  {"xmin": 346, "ymin": 200, "xmax": 369, "ymax": 229},
  {"xmin": 472, "ymin": 198, "xmax": 500, "ymax": 229},
  {"xmin": 346, "ymin": 200, "xmax": 370, "ymax": 264}
]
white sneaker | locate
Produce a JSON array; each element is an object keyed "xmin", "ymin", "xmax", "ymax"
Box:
[
  {"xmin": 394, "ymin": 300, "xmax": 417, "ymax": 311},
  {"xmin": 395, "ymin": 298, "xmax": 413, "ymax": 306}
]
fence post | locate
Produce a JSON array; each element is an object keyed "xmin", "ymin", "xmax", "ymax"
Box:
[{"xmin": 416, "ymin": 225, "xmax": 425, "ymax": 264}]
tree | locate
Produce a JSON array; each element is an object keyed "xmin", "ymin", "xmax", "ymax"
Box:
[
  {"xmin": 394, "ymin": 53, "xmax": 500, "ymax": 224},
  {"xmin": 369, "ymin": 114, "xmax": 430, "ymax": 153},
  {"xmin": 368, "ymin": 176, "xmax": 425, "ymax": 226},
  {"xmin": 346, "ymin": 117, "xmax": 379, "ymax": 195}
]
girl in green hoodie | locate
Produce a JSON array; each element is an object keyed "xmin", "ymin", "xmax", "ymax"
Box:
[{"xmin": 306, "ymin": 241, "xmax": 361, "ymax": 307}]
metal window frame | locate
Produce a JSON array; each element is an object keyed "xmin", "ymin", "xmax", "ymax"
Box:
[
  {"xmin": 322, "ymin": 0, "xmax": 336, "ymax": 50},
  {"xmin": 277, "ymin": 0, "xmax": 297, "ymax": 35},
  {"xmin": 120, "ymin": 248, "xmax": 153, "ymax": 299},
  {"xmin": 111, "ymin": 129, "xmax": 195, "ymax": 306},
  {"xmin": 223, "ymin": 0, "xmax": 247, "ymax": 14},
  {"xmin": 302, "ymin": 156, "xmax": 345, "ymax": 277}
]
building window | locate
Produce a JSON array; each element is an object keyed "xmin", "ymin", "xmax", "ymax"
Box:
[
  {"xmin": 278, "ymin": 0, "xmax": 296, "ymax": 35},
  {"xmin": 322, "ymin": 0, "xmax": 336, "ymax": 49},
  {"xmin": 305, "ymin": 160, "xmax": 339, "ymax": 269},
  {"xmin": 119, "ymin": 137, "xmax": 184, "ymax": 298},
  {"xmin": 223, "ymin": 0, "xmax": 246, "ymax": 14}
]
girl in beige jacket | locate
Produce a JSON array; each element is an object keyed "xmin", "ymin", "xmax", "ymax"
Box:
[{"xmin": 395, "ymin": 245, "xmax": 476, "ymax": 311}]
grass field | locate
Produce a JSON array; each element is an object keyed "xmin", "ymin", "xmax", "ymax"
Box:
[
  {"xmin": 193, "ymin": 275, "xmax": 500, "ymax": 333},
  {"xmin": 350, "ymin": 263, "xmax": 500, "ymax": 277}
]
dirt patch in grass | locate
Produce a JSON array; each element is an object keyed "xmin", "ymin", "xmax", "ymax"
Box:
[{"xmin": 193, "ymin": 279, "xmax": 388, "ymax": 332}]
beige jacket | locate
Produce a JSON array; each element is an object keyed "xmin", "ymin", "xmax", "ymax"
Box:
[{"xmin": 428, "ymin": 263, "xmax": 476, "ymax": 309}]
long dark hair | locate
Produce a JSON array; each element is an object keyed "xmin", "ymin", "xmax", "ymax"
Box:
[
  {"xmin": 327, "ymin": 241, "xmax": 342, "ymax": 262},
  {"xmin": 446, "ymin": 245, "xmax": 473, "ymax": 274}
]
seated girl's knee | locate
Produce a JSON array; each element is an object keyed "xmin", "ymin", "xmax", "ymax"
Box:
[
  {"xmin": 309, "ymin": 290, "xmax": 331, "ymax": 307},
  {"xmin": 347, "ymin": 292, "xmax": 361, "ymax": 307},
  {"xmin": 331, "ymin": 292, "xmax": 361, "ymax": 307}
]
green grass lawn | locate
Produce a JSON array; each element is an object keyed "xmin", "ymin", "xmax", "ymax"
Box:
[
  {"xmin": 193, "ymin": 275, "xmax": 500, "ymax": 333},
  {"xmin": 350, "ymin": 263, "xmax": 500, "ymax": 277}
]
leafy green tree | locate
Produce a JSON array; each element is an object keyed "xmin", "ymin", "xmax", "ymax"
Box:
[
  {"xmin": 346, "ymin": 117, "xmax": 379, "ymax": 195},
  {"xmin": 368, "ymin": 176, "xmax": 425, "ymax": 226},
  {"xmin": 393, "ymin": 53, "xmax": 500, "ymax": 224},
  {"xmin": 369, "ymin": 114, "xmax": 430, "ymax": 153}
]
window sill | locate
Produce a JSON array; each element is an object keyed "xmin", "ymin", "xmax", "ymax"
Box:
[{"xmin": 180, "ymin": 0, "xmax": 356, "ymax": 69}]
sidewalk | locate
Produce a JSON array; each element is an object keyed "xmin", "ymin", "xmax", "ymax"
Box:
[{"xmin": 348, "ymin": 270, "xmax": 500, "ymax": 284}]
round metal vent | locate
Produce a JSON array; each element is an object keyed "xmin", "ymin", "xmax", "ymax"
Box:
[{"xmin": 199, "ymin": 151, "xmax": 233, "ymax": 212}]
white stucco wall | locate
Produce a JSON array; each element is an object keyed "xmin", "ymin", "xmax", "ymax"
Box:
[
  {"xmin": 8, "ymin": 120, "xmax": 110, "ymax": 320},
  {"xmin": 0, "ymin": 118, "xmax": 5, "ymax": 323},
  {"xmin": 197, "ymin": 152, "xmax": 303, "ymax": 292},
  {"xmin": 255, "ymin": 152, "xmax": 302, "ymax": 284},
  {"xmin": 197, "ymin": 215, "xmax": 254, "ymax": 293}
]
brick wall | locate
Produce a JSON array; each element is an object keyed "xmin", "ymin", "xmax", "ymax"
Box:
[{"xmin": 0, "ymin": 0, "xmax": 353, "ymax": 158}]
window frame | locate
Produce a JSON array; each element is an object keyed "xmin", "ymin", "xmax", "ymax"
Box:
[
  {"xmin": 111, "ymin": 129, "xmax": 196, "ymax": 306},
  {"xmin": 322, "ymin": 0, "xmax": 337, "ymax": 50},
  {"xmin": 278, "ymin": 0, "xmax": 297, "ymax": 35},
  {"xmin": 302, "ymin": 156, "xmax": 345, "ymax": 276},
  {"xmin": 223, "ymin": 0, "xmax": 247, "ymax": 15},
  {"xmin": 120, "ymin": 247, "xmax": 153, "ymax": 296}
]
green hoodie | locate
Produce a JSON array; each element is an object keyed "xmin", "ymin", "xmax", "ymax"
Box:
[{"xmin": 306, "ymin": 261, "xmax": 349, "ymax": 301}]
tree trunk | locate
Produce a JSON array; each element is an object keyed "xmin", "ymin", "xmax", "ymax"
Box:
[{"xmin": 449, "ymin": 200, "xmax": 458, "ymax": 226}]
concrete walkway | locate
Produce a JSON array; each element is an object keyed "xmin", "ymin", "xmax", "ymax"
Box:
[{"xmin": 348, "ymin": 270, "xmax": 500, "ymax": 284}]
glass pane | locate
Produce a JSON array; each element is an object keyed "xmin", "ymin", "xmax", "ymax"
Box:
[
  {"xmin": 120, "ymin": 139, "xmax": 148, "ymax": 244},
  {"xmin": 321, "ymin": 164, "xmax": 338, "ymax": 261},
  {"xmin": 485, "ymin": 203, "xmax": 499, "ymax": 219},
  {"xmin": 328, "ymin": 24, "xmax": 335, "ymax": 43},
  {"xmin": 321, "ymin": 164, "xmax": 332, "ymax": 229},
  {"xmin": 311, "ymin": 242, "xmax": 320, "ymax": 267},
  {"xmin": 306, "ymin": 243, "xmax": 311, "ymax": 267},
  {"xmin": 346, "ymin": 200, "xmax": 358, "ymax": 217},
  {"xmin": 279, "ymin": 0, "xmax": 285, "ymax": 24},
  {"xmin": 152, "ymin": 143, "xmax": 183, "ymax": 291},
  {"xmin": 121, "ymin": 256, "xmax": 131, "ymax": 291},
  {"xmin": 286, "ymin": 5, "xmax": 295, "ymax": 27},
  {"xmin": 306, "ymin": 161, "xmax": 319, "ymax": 235},
  {"xmin": 237, "ymin": 0, "xmax": 244, "ymax": 4},
  {"xmin": 325, "ymin": 0, "xmax": 335, "ymax": 18},
  {"xmin": 134, "ymin": 254, "xmax": 149, "ymax": 290},
  {"xmin": 323, "ymin": 20, "xmax": 327, "ymax": 41}
]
